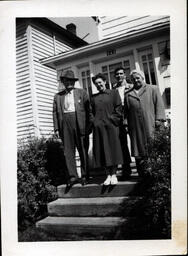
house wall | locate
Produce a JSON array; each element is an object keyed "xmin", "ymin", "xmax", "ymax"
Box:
[
  {"xmin": 55, "ymin": 32, "xmax": 170, "ymax": 117},
  {"xmin": 30, "ymin": 21, "xmax": 73, "ymax": 137},
  {"xmin": 16, "ymin": 21, "xmax": 34, "ymax": 141},
  {"xmin": 97, "ymin": 16, "xmax": 171, "ymax": 117},
  {"xmin": 99, "ymin": 16, "xmax": 170, "ymax": 39}
]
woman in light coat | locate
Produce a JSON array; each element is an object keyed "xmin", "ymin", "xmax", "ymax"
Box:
[{"xmin": 124, "ymin": 70, "xmax": 166, "ymax": 176}]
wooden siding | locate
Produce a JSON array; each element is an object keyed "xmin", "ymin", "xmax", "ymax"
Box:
[
  {"xmin": 16, "ymin": 22, "xmax": 34, "ymax": 141},
  {"xmin": 54, "ymin": 34, "xmax": 72, "ymax": 54},
  {"xmin": 30, "ymin": 22, "xmax": 73, "ymax": 137},
  {"xmin": 30, "ymin": 24, "xmax": 57, "ymax": 137},
  {"xmin": 100, "ymin": 16, "xmax": 170, "ymax": 39}
]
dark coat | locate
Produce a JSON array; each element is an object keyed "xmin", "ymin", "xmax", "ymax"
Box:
[
  {"xmin": 53, "ymin": 88, "xmax": 93, "ymax": 137},
  {"xmin": 124, "ymin": 84, "xmax": 166, "ymax": 157},
  {"xmin": 91, "ymin": 89, "xmax": 124, "ymax": 168}
]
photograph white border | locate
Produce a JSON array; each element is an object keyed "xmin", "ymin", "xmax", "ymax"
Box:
[{"xmin": 0, "ymin": 0, "xmax": 187, "ymax": 255}]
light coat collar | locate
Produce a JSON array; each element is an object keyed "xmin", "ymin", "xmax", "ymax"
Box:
[{"xmin": 128, "ymin": 83, "xmax": 147, "ymax": 99}]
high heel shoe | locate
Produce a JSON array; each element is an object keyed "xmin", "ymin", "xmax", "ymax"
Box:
[{"xmin": 80, "ymin": 177, "xmax": 87, "ymax": 186}]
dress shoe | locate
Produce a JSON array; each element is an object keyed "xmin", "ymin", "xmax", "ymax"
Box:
[
  {"xmin": 67, "ymin": 177, "xmax": 78, "ymax": 187},
  {"xmin": 80, "ymin": 177, "xmax": 87, "ymax": 186},
  {"xmin": 111, "ymin": 174, "xmax": 118, "ymax": 185},
  {"xmin": 103, "ymin": 175, "xmax": 111, "ymax": 186}
]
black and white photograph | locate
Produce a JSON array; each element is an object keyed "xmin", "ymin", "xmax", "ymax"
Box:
[{"xmin": 0, "ymin": 1, "xmax": 187, "ymax": 256}]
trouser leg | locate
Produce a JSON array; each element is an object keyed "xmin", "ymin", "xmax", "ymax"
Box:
[
  {"xmin": 75, "ymin": 133, "xmax": 87, "ymax": 178},
  {"xmin": 119, "ymin": 125, "xmax": 132, "ymax": 176},
  {"xmin": 84, "ymin": 135, "xmax": 90, "ymax": 179},
  {"xmin": 135, "ymin": 157, "xmax": 145, "ymax": 177},
  {"xmin": 63, "ymin": 113, "xmax": 78, "ymax": 179},
  {"xmin": 105, "ymin": 165, "xmax": 117, "ymax": 175}
]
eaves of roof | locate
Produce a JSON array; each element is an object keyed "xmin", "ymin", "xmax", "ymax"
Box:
[
  {"xmin": 16, "ymin": 17, "xmax": 88, "ymax": 48},
  {"xmin": 40, "ymin": 21, "xmax": 170, "ymax": 69}
]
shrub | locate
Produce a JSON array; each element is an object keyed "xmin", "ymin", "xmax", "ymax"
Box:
[
  {"xmin": 117, "ymin": 120, "xmax": 171, "ymax": 239},
  {"xmin": 17, "ymin": 136, "xmax": 66, "ymax": 231},
  {"xmin": 46, "ymin": 137, "xmax": 68, "ymax": 186},
  {"xmin": 141, "ymin": 120, "xmax": 171, "ymax": 238}
]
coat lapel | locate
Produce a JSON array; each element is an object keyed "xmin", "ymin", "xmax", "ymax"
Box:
[
  {"xmin": 128, "ymin": 84, "xmax": 147, "ymax": 100},
  {"xmin": 73, "ymin": 89, "xmax": 79, "ymax": 110},
  {"xmin": 138, "ymin": 84, "xmax": 147, "ymax": 97},
  {"xmin": 128, "ymin": 89, "xmax": 139, "ymax": 100},
  {"xmin": 59, "ymin": 93, "xmax": 65, "ymax": 114}
]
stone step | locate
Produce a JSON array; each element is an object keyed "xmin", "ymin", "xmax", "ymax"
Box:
[
  {"xmin": 48, "ymin": 196, "xmax": 141, "ymax": 217},
  {"xmin": 57, "ymin": 179, "xmax": 142, "ymax": 198},
  {"xmin": 87, "ymin": 173, "xmax": 138, "ymax": 184},
  {"xmin": 36, "ymin": 216, "xmax": 126, "ymax": 238},
  {"xmin": 88, "ymin": 163, "xmax": 137, "ymax": 177}
]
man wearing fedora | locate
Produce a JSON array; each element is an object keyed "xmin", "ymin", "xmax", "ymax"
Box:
[{"xmin": 53, "ymin": 69, "xmax": 93, "ymax": 186}]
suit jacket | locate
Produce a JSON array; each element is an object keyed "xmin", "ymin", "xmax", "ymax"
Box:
[
  {"xmin": 113, "ymin": 81, "xmax": 133, "ymax": 124},
  {"xmin": 53, "ymin": 88, "xmax": 93, "ymax": 136}
]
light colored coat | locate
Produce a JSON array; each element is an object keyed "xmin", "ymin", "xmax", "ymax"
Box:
[{"xmin": 124, "ymin": 84, "xmax": 166, "ymax": 157}]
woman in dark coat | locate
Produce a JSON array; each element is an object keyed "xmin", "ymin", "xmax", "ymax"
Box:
[{"xmin": 91, "ymin": 73, "xmax": 124, "ymax": 185}]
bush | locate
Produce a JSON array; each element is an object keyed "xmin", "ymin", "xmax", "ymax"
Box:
[
  {"xmin": 46, "ymin": 137, "xmax": 68, "ymax": 186},
  {"xmin": 141, "ymin": 120, "xmax": 171, "ymax": 238},
  {"xmin": 17, "ymin": 136, "xmax": 66, "ymax": 231},
  {"xmin": 117, "ymin": 120, "xmax": 171, "ymax": 239}
]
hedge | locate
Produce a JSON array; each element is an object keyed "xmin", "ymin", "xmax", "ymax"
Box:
[
  {"xmin": 117, "ymin": 120, "xmax": 171, "ymax": 239},
  {"xmin": 17, "ymin": 136, "xmax": 66, "ymax": 231}
]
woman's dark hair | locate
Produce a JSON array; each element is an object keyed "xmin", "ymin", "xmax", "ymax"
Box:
[{"xmin": 92, "ymin": 73, "xmax": 107, "ymax": 84}]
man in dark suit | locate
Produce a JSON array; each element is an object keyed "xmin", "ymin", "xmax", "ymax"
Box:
[
  {"xmin": 53, "ymin": 70, "xmax": 93, "ymax": 186},
  {"xmin": 113, "ymin": 67, "xmax": 132, "ymax": 180}
]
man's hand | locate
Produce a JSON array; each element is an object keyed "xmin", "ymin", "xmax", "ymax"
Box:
[
  {"xmin": 54, "ymin": 130, "xmax": 64, "ymax": 149},
  {"xmin": 55, "ymin": 130, "xmax": 60, "ymax": 138},
  {"xmin": 124, "ymin": 125, "xmax": 129, "ymax": 133},
  {"xmin": 122, "ymin": 119, "xmax": 129, "ymax": 133}
]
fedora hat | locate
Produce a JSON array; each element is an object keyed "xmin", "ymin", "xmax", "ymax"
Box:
[{"xmin": 60, "ymin": 69, "xmax": 78, "ymax": 81}]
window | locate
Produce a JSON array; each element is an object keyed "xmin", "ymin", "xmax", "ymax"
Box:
[
  {"xmin": 101, "ymin": 59, "xmax": 131, "ymax": 87},
  {"xmin": 158, "ymin": 40, "xmax": 170, "ymax": 65},
  {"xmin": 139, "ymin": 49, "xmax": 157, "ymax": 85},
  {"xmin": 81, "ymin": 69, "xmax": 92, "ymax": 98}
]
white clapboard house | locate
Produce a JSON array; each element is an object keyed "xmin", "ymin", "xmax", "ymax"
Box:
[
  {"xmin": 42, "ymin": 16, "xmax": 170, "ymax": 112},
  {"xmin": 17, "ymin": 16, "xmax": 170, "ymax": 140}
]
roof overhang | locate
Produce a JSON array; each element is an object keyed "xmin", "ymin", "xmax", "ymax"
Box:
[
  {"xmin": 16, "ymin": 18, "xmax": 88, "ymax": 48},
  {"xmin": 40, "ymin": 21, "xmax": 170, "ymax": 69}
]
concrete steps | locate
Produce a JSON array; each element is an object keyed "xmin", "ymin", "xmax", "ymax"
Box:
[
  {"xmin": 36, "ymin": 175, "xmax": 142, "ymax": 240},
  {"xmin": 47, "ymin": 196, "xmax": 140, "ymax": 217},
  {"xmin": 36, "ymin": 216, "xmax": 126, "ymax": 237},
  {"xmin": 57, "ymin": 179, "xmax": 141, "ymax": 198}
]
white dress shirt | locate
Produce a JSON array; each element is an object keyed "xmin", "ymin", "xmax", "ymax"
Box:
[
  {"xmin": 116, "ymin": 80, "xmax": 132, "ymax": 106},
  {"xmin": 117, "ymin": 86, "xmax": 126, "ymax": 105},
  {"xmin": 64, "ymin": 90, "xmax": 75, "ymax": 113}
]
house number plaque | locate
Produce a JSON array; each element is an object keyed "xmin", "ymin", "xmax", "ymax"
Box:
[{"xmin": 106, "ymin": 49, "xmax": 116, "ymax": 56}]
